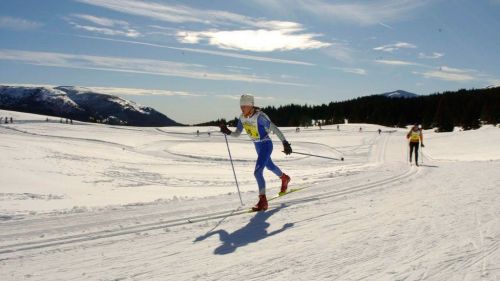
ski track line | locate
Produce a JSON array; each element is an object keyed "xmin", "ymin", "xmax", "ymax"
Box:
[
  {"xmin": 0, "ymin": 125, "xmax": 132, "ymax": 149},
  {"xmin": 0, "ymin": 166, "xmax": 416, "ymax": 256},
  {"xmin": 0, "ymin": 133, "xmax": 418, "ymax": 256}
]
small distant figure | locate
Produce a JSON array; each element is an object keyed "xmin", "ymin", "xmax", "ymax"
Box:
[
  {"xmin": 208, "ymin": 132, "xmax": 211, "ymax": 137},
  {"xmin": 60, "ymin": 119, "xmax": 63, "ymax": 123},
  {"xmin": 406, "ymin": 124, "xmax": 425, "ymax": 166},
  {"xmin": 10, "ymin": 117, "xmax": 13, "ymax": 123},
  {"xmin": 70, "ymin": 119, "xmax": 73, "ymax": 124},
  {"xmin": 318, "ymin": 123, "xmax": 322, "ymax": 130},
  {"xmin": 337, "ymin": 124, "xmax": 340, "ymax": 131},
  {"xmin": 196, "ymin": 130, "xmax": 200, "ymax": 137},
  {"xmin": 65, "ymin": 119, "xmax": 69, "ymax": 124},
  {"xmin": 378, "ymin": 129, "xmax": 382, "ymax": 134},
  {"xmin": 359, "ymin": 127, "xmax": 362, "ymax": 132},
  {"xmin": 296, "ymin": 127, "xmax": 300, "ymax": 133},
  {"xmin": 46, "ymin": 118, "xmax": 49, "ymax": 122}
]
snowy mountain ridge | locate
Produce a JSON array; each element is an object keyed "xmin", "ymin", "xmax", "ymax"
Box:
[
  {"xmin": 379, "ymin": 90, "xmax": 418, "ymax": 98},
  {"xmin": 0, "ymin": 85, "xmax": 180, "ymax": 126}
]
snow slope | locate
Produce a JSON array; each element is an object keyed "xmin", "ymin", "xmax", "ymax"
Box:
[{"xmin": 0, "ymin": 109, "xmax": 499, "ymax": 281}]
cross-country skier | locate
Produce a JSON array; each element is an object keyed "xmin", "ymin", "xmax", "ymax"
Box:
[
  {"xmin": 406, "ymin": 124, "xmax": 425, "ymax": 166},
  {"xmin": 220, "ymin": 94, "xmax": 292, "ymax": 211}
]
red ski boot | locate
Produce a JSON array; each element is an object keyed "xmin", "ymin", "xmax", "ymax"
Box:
[
  {"xmin": 279, "ymin": 173, "xmax": 291, "ymax": 194},
  {"xmin": 251, "ymin": 195, "xmax": 268, "ymax": 212}
]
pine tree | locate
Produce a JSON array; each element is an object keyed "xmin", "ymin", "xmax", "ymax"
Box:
[{"xmin": 434, "ymin": 96, "xmax": 454, "ymax": 132}]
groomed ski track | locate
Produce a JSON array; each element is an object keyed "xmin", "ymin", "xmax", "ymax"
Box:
[{"xmin": 0, "ymin": 132, "xmax": 417, "ymax": 255}]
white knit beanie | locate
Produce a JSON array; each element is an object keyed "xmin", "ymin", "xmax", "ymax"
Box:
[{"xmin": 240, "ymin": 94, "xmax": 254, "ymax": 106}]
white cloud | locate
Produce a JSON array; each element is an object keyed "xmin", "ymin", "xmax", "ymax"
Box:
[
  {"xmin": 488, "ymin": 79, "xmax": 500, "ymax": 87},
  {"xmin": 225, "ymin": 65, "xmax": 252, "ymax": 71},
  {"xmin": 330, "ymin": 67, "xmax": 367, "ymax": 75},
  {"xmin": 0, "ymin": 83, "xmax": 204, "ymax": 97},
  {"xmin": 77, "ymin": 0, "xmax": 300, "ymax": 29},
  {"xmin": 375, "ymin": 59, "xmax": 421, "ymax": 66},
  {"xmin": 421, "ymin": 70, "xmax": 475, "ymax": 81},
  {"xmin": 378, "ymin": 22, "xmax": 394, "ymax": 29},
  {"xmin": 177, "ymin": 29, "xmax": 330, "ymax": 52},
  {"xmin": 0, "ymin": 16, "xmax": 42, "ymax": 30},
  {"xmin": 439, "ymin": 66, "xmax": 476, "ymax": 73},
  {"xmin": 418, "ymin": 66, "xmax": 478, "ymax": 82},
  {"xmin": 66, "ymin": 14, "xmax": 141, "ymax": 38},
  {"xmin": 77, "ymin": 0, "xmax": 330, "ymax": 52},
  {"xmin": 322, "ymin": 42, "xmax": 354, "ymax": 63},
  {"xmin": 374, "ymin": 42, "xmax": 417, "ymax": 52},
  {"xmin": 261, "ymin": 0, "xmax": 431, "ymax": 25},
  {"xmin": 78, "ymin": 86, "xmax": 205, "ymax": 97},
  {"xmin": 72, "ymin": 14, "xmax": 129, "ymax": 27},
  {"xmin": 71, "ymin": 23, "xmax": 141, "ymax": 38},
  {"xmin": 418, "ymin": 52, "xmax": 444, "ymax": 59},
  {"xmin": 77, "ymin": 35, "xmax": 315, "ymax": 66},
  {"xmin": 0, "ymin": 49, "xmax": 304, "ymax": 86}
]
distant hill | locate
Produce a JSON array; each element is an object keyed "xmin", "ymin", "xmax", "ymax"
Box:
[
  {"xmin": 0, "ymin": 85, "xmax": 180, "ymax": 126},
  {"xmin": 379, "ymin": 90, "xmax": 418, "ymax": 98}
]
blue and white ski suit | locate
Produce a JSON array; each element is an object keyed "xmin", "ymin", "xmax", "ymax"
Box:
[{"xmin": 230, "ymin": 110, "xmax": 287, "ymax": 195}]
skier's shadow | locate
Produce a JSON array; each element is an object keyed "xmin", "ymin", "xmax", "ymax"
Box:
[{"xmin": 194, "ymin": 204, "xmax": 293, "ymax": 255}]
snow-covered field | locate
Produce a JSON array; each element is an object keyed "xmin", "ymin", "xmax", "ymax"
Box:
[{"xmin": 1, "ymin": 109, "xmax": 499, "ymax": 280}]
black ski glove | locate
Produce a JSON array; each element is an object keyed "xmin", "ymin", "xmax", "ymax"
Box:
[
  {"xmin": 421, "ymin": 143, "xmax": 425, "ymax": 148},
  {"xmin": 283, "ymin": 141, "xmax": 292, "ymax": 155},
  {"xmin": 219, "ymin": 123, "xmax": 232, "ymax": 135}
]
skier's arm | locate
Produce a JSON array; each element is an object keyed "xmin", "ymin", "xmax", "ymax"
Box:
[
  {"xmin": 230, "ymin": 119, "xmax": 243, "ymax": 137},
  {"xmin": 269, "ymin": 122, "xmax": 287, "ymax": 143},
  {"xmin": 258, "ymin": 114, "xmax": 292, "ymax": 154},
  {"xmin": 257, "ymin": 114, "xmax": 286, "ymax": 143}
]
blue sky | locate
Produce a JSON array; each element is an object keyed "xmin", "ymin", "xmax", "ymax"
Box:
[{"xmin": 1, "ymin": 0, "xmax": 499, "ymax": 124}]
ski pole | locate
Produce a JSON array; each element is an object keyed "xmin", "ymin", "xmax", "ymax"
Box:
[
  {"xmin": 420, "ymin": 143, "xmax": 424, "ymax": 164},
  {"xmin": 223, "ymin": 134, "xmax": 243, "ymax": 206},
  {"xmin": 407, "ymin": 141, "xmax": 410, "ymax": 163},
  {"xmin": 291, "ymin": 151, "xmax": 344, "ymax": 161}
]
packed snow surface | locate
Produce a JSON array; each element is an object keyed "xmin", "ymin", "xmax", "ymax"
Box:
[{"xmin": 0, "ymin": 109, "xmax": 499, "ymax": 280}]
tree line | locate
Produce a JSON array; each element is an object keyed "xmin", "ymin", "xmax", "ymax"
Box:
[{"xmin": 202, "ymin": 87, "xmax": 499, "ymax": 132}]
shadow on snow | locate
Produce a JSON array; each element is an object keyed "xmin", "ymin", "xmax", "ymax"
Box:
[{"xmin": 193, "ymin": 204, "xmax": 293, "ymax": 255}]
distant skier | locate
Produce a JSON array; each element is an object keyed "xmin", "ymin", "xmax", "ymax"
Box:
[
  {"xmin": 220, "ymin": 94, "xmax": 292, "ymax": 212},
  {"xmin": 378, "ymin": 129, "xmax": 382, "ymax": 134},
  {"xmin": 406, "ymin": 124, "xmax": 425, "ymax": 166}
]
